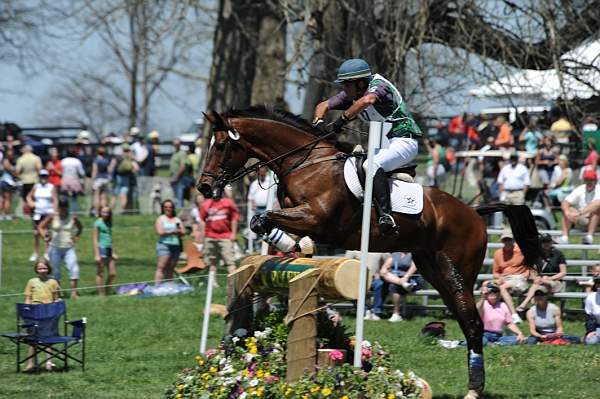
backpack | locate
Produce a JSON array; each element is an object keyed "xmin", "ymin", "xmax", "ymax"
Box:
[
  {"xmin": 117, "ymin": 157, "xmax": 134, "ymax": 175},
  {"xmin": 420, "ymin": 321, "xmax": 446, "ymax": 338}
]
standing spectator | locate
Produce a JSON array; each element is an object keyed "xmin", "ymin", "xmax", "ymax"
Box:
[
  {"xmin": 378, "ymin": 252, "xmax": 425, "ymax": 322},
  {"xmin": 60, "ymin": 149, "xmax": 86, "ymax": 212},
  {"xmin": 91, "ymin": 146, "xmax": 112, "ymax": 216},
  {"xmin": 109, "ymin": 143, "xmax": 139, "ymax": 213},
  {"xmin": 200, "ymin": 188, "xmax": 239, "ymax": 285},
  {"xmin": 130, "ymin": 128, "xmax": 150, "ymax": 177},
  {"xmin": 147, "ymin": 130, "xmax": 161, "ymax": 176},
  {"xmin": 536, "ymin": 137, "xmax": 557, "ymax": 186},
  {"xmin": 46, "ymin": 147, "xmax": 62, "ymax": 189},
  {"xmin": 497, "ymin": 152, "xmax": 530, "ymax": 205},
  {"xmin": 547, "ymin": 155, "xmax": 573, "ymax": 205},
  {"xmin": 583, "ymin": 276, "xmax": 600, "ymax": 344},
  {"xmin": 519, "ymin": 117, "xmax": 543, "ymax": 156},
  {"xmin": 525, "ymin": 287, "xmax": 580, "ymax": 344},
  {"xmin": 190, "ymin": 193, "xmax": 205, "ymax": 246},
  {"xmin": 476, "ymin": 283, "xmax": 526, "ymax": 346},
  {"xmin": 424, "ymin": 137, "xmax": 447, "ymax": 187},
  {"xmin": 550, "ymin": 115, "xmax": 574, "ymax": 144},
  {"xmin": 169, "ymin": 139, "xmax": 187, "ymax": 208},
  {"xmin": 247, "ymin": 167, "xmax": 276, "ymax": 236},
  {"xmin": 558, "ymin": 169, "xmax": 600, "ymax": 244},
  {"xmin": 0, "ymin": 148, "xmax": 17, "ymax": 219},
  {"xmin": 581, "ymin": 116, "xmax": 598, "ymax": 132},
  {"xmin": 38, "ymin": 198, "xmax": 83, "ymax": 299},
  {"xmin": 93, "ymin": 206, "xmax": 117, "ymax": 296},
  {"xmin": 26, "ymin": 170, "xmax": 58, "ymax": 261},
  {"xmin": 23, "ymin": 258, "xmax": 61, "ymax": 372},
  {"xmin": 493, "ymin": 116, "xmax": 514, "ymax": 149},
  {"xmin": 580, "ymin": 139, "xmax": 599, "ymax": 180},
  {"xmin": 482, "ymin": 229, "xmax": 529, "ymax": 323},
  {"xmin": 154, "ymin": 199, "xmax": 185, "ymax": 286},
  {"xmin": 516, "ymin": 234, "xmax": 566, "ymax": 312},
  {"xmin": 16, "ymin": 144, "xmax": 42, "ymax": 214}
]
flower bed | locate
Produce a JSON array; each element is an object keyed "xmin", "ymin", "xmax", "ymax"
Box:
[{"xmin": 166, "ymin": 312, "xmax": 431, "ymax": 399}]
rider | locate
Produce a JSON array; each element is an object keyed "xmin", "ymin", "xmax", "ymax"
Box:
[{"xmin": 312, "ymin": 58, "xmax": 422, "ymax": 232}]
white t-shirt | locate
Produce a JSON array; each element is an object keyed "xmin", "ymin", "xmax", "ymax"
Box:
[
  {"xmin": 248, "ymin": 177, "xmax": 276, "ymax": 208},
  {"xmin": 33, "ymin": 182, "xmax": 54, "ymax": 218},
  {"xmin": 585, "ymin": 292, "xmax": 600, "ymax": 325},
  {"xmin": 131, "ymin": 141, "xmax": 149, "ymax": 163},
  {"xmin": 497, "ymin": 163, "xmax": 530, "ymax": 190},
  {"xmin": 61, "ymin": 157, "xmax": 85, "ymax": 179},
  {"xmin": 564, "ymin": 184, "xmax": 600, "ymax": 209}
]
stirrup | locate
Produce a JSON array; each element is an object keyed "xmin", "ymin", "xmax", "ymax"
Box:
[{"xmin": 378, "ymin": 214, "xmax": 396, "ymax": 233}]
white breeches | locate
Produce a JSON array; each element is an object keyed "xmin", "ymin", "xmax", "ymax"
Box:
[{"xmin": 362, "ymin": 137, "xmax": 418, "ymax": 176}]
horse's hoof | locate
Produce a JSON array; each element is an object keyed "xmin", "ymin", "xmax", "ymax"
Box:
[
  {"xmin": 464, "ymin": 389, "xmax": 484, "ymax": 399},
  {"xmin": 250, "ymin": 213, "xmax": 270, "ymax": 235}
]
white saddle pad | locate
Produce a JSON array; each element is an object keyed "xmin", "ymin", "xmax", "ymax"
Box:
[{"xmin": 343, "ymin": 157, "xmax": 424, "ymax": 215}]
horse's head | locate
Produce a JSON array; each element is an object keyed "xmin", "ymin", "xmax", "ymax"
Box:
[{"xmin": 198, "ymin": 111, "xmax": 249, "ymax": 198}]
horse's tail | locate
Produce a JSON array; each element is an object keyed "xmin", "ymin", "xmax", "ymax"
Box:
[{"xmin": 475, "ymin": 203, "xmax": 541, "ymax": 268}]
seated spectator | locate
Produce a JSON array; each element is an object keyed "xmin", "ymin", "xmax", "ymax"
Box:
[
  {"xmin": 525, "ymin": 287, "xmax": 580, "ymax": 344},
  {"xmin": 345, "ymin": 251, "xmax": 385, "ymax": 321},
  {"xmin": 482, "ymin": 228, "xmax": 529, "ymax": 323},
  {"xmin": 517, "ymin": 234, "xmax": 566, "ymax": 312},
  {"xmin": 377, "ymin": 252, "xmax": 425, "ymax": 322},
  {"xmin": 154, "ymin": 199, "xmax": 185, "ymax": 286},
  {"xmin": 547, "ymin": 155, "xmax": 573, "ymax": 205},
  {"xmin": 584, "ymin": 276, "xmax": 600, "ymax": 344},
  {"xmin": 558, "ymin": 169, "xmax": 600, "ymax": 244},
  {"xmin": 476, "ymin": 283, "xmax": 525, "ymax": 346},
  {"xmin": 578, "ymin": 265, "xmax": 600, "ymax": 293},
  {"xmin": 497, "ymin": 152, "xmax": 529, "ymax": 205}
]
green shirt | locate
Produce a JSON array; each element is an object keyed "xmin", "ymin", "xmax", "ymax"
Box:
[
  {"xmin": 169, "ymin": 150, "xmax": 187, "ymax": 176},
  {"xmin": 94, "ymin": 218, "xmax": 112, "ymax": 249}
]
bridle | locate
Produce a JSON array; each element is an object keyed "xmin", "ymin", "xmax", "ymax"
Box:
[{"xmin": 201, "ymin": 117, "xmax": 341, "ymax": 191}]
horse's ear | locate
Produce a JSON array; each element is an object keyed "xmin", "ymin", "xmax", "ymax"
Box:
[{"xmin": 203, "ymin": 111, "xmax": 216, "ymax": 124}]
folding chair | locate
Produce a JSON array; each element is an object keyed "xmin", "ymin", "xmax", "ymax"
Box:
[{"xmin": 1, "ymin": 302, "xmax": 86, "ymax": 372}]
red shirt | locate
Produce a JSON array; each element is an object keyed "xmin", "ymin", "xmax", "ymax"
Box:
[
  {"xmin": 200, "ymin": 198, "xmax": 239, "ymax": 239},
  {"xmin": 46, "ymin": 159, "xmax": 62, "ymax": 187}
]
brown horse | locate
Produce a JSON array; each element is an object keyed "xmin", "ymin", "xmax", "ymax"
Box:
[{"xmin": 198, "ymin": 106, "xmax": 540, "ymax": 399}]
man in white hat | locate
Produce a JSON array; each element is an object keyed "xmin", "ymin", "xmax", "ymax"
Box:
[{"xmin": 129, "ymin": 127, "xmax": 149, "ymax": 176}]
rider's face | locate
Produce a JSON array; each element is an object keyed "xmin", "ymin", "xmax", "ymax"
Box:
[{"xmin": 342, "ymin": 80, "xmax": 366, "ymax": 100}]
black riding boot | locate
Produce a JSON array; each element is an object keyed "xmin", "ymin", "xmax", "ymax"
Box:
[{"xmin": 373, "ymin": 168, "xmax": 396, "ymax": 233}]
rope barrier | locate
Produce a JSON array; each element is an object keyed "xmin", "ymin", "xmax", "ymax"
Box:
[{"xmin": 0, "ymin": 273, "xmax": 229, "ymax": 299}]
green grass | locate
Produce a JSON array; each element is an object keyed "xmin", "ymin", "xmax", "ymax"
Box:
[{"xmin": 0, "ymin": 216, "xmax": 599, "ymax": 398}]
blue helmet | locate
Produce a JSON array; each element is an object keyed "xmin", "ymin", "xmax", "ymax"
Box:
[{"xmin": 334, "ymin": 59, "xmax": 372, "ymax": 83}]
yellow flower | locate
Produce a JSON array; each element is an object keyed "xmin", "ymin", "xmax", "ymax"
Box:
[
  {"xmin": 341, "ymin": 396, "xmax": 349, "ymax": 399},
  {"xmin": 264, "ymin": 371, "xmax": 271, "ymax": 377},
  {"xmin": 209, "ymin": 366, "xmax": 217, "ymax": 373},
  {"xmin": 322, "ymin": 387, "xmax": 332, "ymax": 396},
  {"xmin": 201, "ymin": 373, "xmax": 210, "ymax": 380},
  {"xmin": 249, "ymin": 346, "xmax": 257, "ymax": 354},
  {"xmin": 176, "ymin": 394, "xmax": 182, "ymax": 399},
  {"xmin": 243, "ymin": 369, "xmax": 250, "ymax": 377},
  {"xmin": 257, "ymin": 387, "xmax": 264, "ymax": 396},
  {"xmin": 285, "ymin": 388, "xmax": 293, "ymax": 396},
  {"xmin": 199, "ymin": 360, "xmax": 204, "ymax": 366},
  {"xmin": 387, "ymin": 394, "xmax": 396, "ymax": 399},
  {"xmin": 310, "ymin": 386, "xmax": 320, "ymax": 393},
  {"xmin": 195, "ymin": 355, "xmax": 201, "ymax": 361},
  {"xmin": 177, "ymin": 384, "xmax": 184, "ymax": 391},
  {"xmin": 256, "ymin": 369, "xmax": 264, "ymax": 377}
]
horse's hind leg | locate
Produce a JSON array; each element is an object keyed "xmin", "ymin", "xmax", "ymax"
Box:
[{"xmin": 413, "ymin": 250, "xmax": 485, "ymax": 399}]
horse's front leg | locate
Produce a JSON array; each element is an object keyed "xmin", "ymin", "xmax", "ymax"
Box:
[{"xmin": 250, "ymin": 203, "xmax": 328, "ymax": 240}]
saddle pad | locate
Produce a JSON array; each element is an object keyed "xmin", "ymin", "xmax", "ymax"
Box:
[{"xmin": 343, "ymin": 157, "xmax": 423, "ymax": 215}]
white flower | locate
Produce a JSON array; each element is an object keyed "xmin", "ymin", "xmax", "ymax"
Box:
[
  {"xmin": 395, "ymin": 370, "xmax": 405, "ymax": 378},
  {"xmin": 239, "ymin": 393, "xmax": 248, "ymax": 399},
  {"xmin": 377, "ymin": 366, "xmax": 386, "ymax": 372},
  {"xmin": 243, "ymin": 353, "xmax": 255, "ymax": 362},
  {"xmin": 249, "ymin": 379, "xmax": 259, "ymax": 387},
  {"xmin": 232, "ymin": 337, "xmax": 240, "ymax": 343},
  {"xmin": 184, "ymin": 375, "xmax": 193, "ymax": 382},
  {"xmin": 220, "ymin": 365, "xmax": 234, "ymax": 374},
  {"xmin": 361, "ymin": 340, "xmax": 372, "ymax": 348}
]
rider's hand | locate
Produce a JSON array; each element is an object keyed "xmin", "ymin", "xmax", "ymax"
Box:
[
  {"xmin": 313, "ymin": 119, "xmax": 328, "ymax": 135},
  {"xmin": 330, "ymin": 114, "xmax": 350, "ymax": 133}
]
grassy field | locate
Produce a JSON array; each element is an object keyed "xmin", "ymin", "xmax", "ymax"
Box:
[{"xmin": 0, "ymin": 216, "xmax": 599, "ymax": 399}]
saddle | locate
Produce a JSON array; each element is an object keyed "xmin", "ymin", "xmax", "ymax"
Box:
[{"xmin": 354, "ymin": 152, "xmax": 416, "ymax": 190}]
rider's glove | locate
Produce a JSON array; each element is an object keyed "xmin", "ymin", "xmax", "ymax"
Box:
[
  {"xmin": 330, "ymin": 114, "xmax": 350, "ymax": 133},
  {"xmin": 312, "ymin": 118, "xmax": 328, "ymax": 135}
]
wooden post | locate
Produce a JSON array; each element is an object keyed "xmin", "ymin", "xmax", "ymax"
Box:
[
  {"xmin": 225, "ymin": 264, "xmax": 256, "ymax": 335},
  {"xmin": 285, "ymin": 269, "xmax": 319, "ymax": 382}
]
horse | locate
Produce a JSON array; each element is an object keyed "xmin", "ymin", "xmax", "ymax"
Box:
[{"xmin": 198, "ymin": 106, "xmax": 541, "ymax": 399}]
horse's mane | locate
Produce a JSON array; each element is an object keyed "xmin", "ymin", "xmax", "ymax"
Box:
[{"xmin": 223, "ymin": 105, "xmax": 322, "ymax": 136}]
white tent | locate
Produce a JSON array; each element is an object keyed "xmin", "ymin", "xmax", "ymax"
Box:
[{"xmin": 470, "ymin": 39, "xmax": 600, "ymax": 100}]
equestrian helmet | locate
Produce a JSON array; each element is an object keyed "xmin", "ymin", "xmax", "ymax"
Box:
[{"xmin": 334, "ymin": 59, "xmax": 372, "ymax": 83}]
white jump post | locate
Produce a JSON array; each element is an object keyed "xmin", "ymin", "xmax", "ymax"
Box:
[
  {"xmin": 354, "ymin": 121, "xmax": 387, "ymax": 367},
  {"xmin": 199, "ymin": 269, "xmax": 215, "ymax": 353},
  {"xmin": 0, "ymin": 230, "xmax": 3, "ymax": 288}
]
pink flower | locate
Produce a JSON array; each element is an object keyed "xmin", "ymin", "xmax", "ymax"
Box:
[
  {"xmin": 328, "ymin": 350, "xmax": 344, "ymax": 361},
  {"xmin": 205, "ymin": 349, "xmax": 217, "ymax": 358}
]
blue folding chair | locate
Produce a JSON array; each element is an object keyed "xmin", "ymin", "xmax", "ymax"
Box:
[{"xmin": 1, "ymin": 302, "xmax": 86, "ymax": 372}]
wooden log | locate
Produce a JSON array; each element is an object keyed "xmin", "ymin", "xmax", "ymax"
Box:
[
  {"xmin": 239, "ymin": 255, "xmax": 366, "ymax": 300},
  {"xmin": 224, "ymin": 264, "xmax": 256, "ymax": 335},
  {"xmin": 286, "ymin": 268, "xmax": 319, "ymax": 383}
]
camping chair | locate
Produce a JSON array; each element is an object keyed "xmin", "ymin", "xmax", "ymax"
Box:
[{"xmin": 0, "ymin": 302, "xmax": 86, "ymax": 372}]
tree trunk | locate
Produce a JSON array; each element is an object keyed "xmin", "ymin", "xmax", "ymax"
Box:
[{"xmin": 251, "ymin": 11, "xmax": 286, "ymax": 106}]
